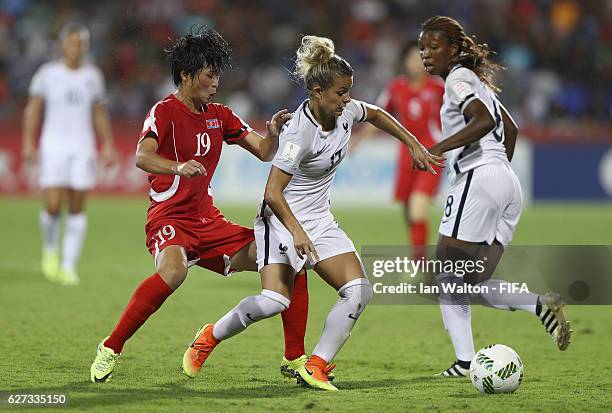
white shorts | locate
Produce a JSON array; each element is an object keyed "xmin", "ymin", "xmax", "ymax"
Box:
[
  {"xmin": 38, "ymin": 151, "xmax": 97, "ymax": 190},
  {"xmin": 439, "ymin": 161, "xmax": 522, "ymax": 246},
  {"xmin": 254, "ymin": 214, "xmax": 357, "ymax": 274}
]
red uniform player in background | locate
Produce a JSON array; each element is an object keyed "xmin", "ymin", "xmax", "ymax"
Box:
[
  {"xmin": 352, "ymin": 41, "xmax": 444, "ymax": 259},
  {"xmin": 90, "ymin": 28, "xmax": 309, "ymax": 383}
]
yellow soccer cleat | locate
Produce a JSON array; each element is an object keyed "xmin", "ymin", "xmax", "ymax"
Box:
[
  {"xmin": 280, "ymin": 354, "xmax": 308, "ymax": 378},
  {"xmin": 296, "ymin": 357, "xmax": 338, "ymax": 391},
  {"xmin": 90, "ymin": 338, "xmax": 120, "ymax": 383},
  {"xmin": 182, "ymin": 323, "xmax": 219, "ymax": 378},
  {"xmin": 41, "ymin": 249, "xmax": 60, "ymax": 282},
  {"xmin": 281, "ymin": 354, "xmax": 335, "ymax": 381},
  {"xmin": 58, "ymin": 269, "xmax": 80, "ymax": 286}
]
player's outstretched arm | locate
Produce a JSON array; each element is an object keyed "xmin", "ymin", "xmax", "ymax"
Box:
[
  {"xmin": 363, "ymin": 103, "xmax": 444, "ymax": 174},
  {"xmin": 136, "ymin": 134, "xmax": 206, "ymax": 178},
  {"xmin": 500, "ymin": 104, "xmax": 518, "ymax": 162},
  {"xmin": 428, "ymin": 99, "xmax": 496, "ymax": 158},
  {"xmin": 237, "ymin": 109, "xmax": 292, "ymax": 161},
  {"xmin": 21, "ymin": 96, "xmax": 44, "ymax": 165},
  {"xmin": 263, "ymin": 166, "xmax": 319, "ymax": 263}
]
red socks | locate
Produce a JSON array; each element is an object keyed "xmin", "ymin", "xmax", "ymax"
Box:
[
  {"xmin": 104, "ymin": 271, "xmax": 308, "ymax": 358},
  {"xmin": 104, "ymin": 273, "xmax": 173, "ymax": 354},
  {"xmin": 281, "ymin": 270, "xmax": 309, "ymax": 360},
  {"xmin": 410, "ymin": 220, "xmax": 428, "ymax": 260}
]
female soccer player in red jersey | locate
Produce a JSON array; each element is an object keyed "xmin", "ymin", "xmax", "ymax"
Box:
[
  {"xmin": 352, "ymin": 41, "xmax": 444, "ymax": 259},
  {"xmin": 90, "ymin": 28, "xmax": 309, "ymax": 383}
]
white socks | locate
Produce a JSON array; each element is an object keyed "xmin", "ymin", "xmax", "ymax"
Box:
[
  {"xmin": 60, "ymin": 213, "xmax": 87, "ymax": 273},
  {"xmin": 39, "ymin": 210, "xmax": 61, "ymax": 252},
  {"xmin": 472, "ymin": 279, "xmax": 538, "ymax": 314},
  {"xmin": 312, "ymin": 278, "xmax": 373, "ymax": 363},
  {"xmin": 437, "ymin": 272, "xmax": 475, "ymax": 362},
  {"xmin": 438, "ymin": 273, "xmax": 541, "ymax": 362},
  {"xmin": 212, "ymin": 289, "xmax": 290, "ymax": 341}
]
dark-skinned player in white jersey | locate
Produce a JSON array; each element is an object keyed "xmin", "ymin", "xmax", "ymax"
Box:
[{"xmin": 419, "ymin": 16, "xmax": 572, "ymax": 377}]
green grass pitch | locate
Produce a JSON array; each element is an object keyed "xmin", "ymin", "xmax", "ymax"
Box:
[{"xmin": 1, "ymin": 198, "xmax": 611, "ymax": 412}]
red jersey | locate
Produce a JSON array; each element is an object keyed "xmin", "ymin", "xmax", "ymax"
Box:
[
  {"xmin": 139, "ymin": 94, "xmax": 251, "ymax": 223},
  {"xmin": 377, "ymin": 76, "xmax": 444, "ymax": 147}
]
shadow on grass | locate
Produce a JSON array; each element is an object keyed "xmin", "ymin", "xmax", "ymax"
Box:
[{"xmin": 7, "ymin": 376, "xmax": 448, "ymax": 408}]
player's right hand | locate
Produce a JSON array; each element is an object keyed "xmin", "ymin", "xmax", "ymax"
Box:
[
  {"xmin": 293, "ymin": 230, "xmax": 319, "ymax": 265},
  {"xmin": 174, "ymin": 160, "xmax": 207, "ymax": 177},
  {"xmin": 410, "ymin": 142, "xmax": 445, "ymax": 174}
]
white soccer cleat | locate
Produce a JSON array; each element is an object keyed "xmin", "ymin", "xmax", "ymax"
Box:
[
  {"xmin": 438, "ymin": 360, "xmax": 469, "ymax": 377},
  {"xmin": 538, "ymin": 292, "xmax": 572, "ymax": 351}
]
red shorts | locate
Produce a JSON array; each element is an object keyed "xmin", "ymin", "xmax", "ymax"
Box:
[
  {"xmin": 394, "ymin": 145, "xmax": 442, "ymax": 202},
  {"xmin": 145, "ymin": 211, "xmax": 254, "ymax": 276}
]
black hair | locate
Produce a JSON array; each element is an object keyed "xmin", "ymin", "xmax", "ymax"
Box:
[
  {"xmin": 165, "ymin": 27, "xmax": 232, "ymax": 86},
  {"xmin": 421, "ymin": 16, "xmax": 504, "ymax": 93}
]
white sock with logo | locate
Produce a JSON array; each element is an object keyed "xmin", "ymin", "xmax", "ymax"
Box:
[
  {"xmin": 212, "ymin": 289, "xmax": 290, "ymax": 340},
  {"xmin": 312, "ymin": 278, "xmax": 373, "ymax": 363}
]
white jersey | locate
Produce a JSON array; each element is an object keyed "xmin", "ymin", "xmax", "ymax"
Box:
[
  {"xmin": 264, "ymin": 99, "xmax": 370, "ymax": 222},
  {"xmin": 29, "ymin": 61, "xmax": 106, "ymax": 155},
  {"xmin": 441, "ymin": 65, "xmax": 509, "ymax": 179}
]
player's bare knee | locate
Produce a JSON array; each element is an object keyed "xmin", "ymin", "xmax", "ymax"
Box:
[
  {"xmin": 157, "ymin": 260, "xmax": 188, "ymax": 289},
  {"xmin": 45, "ymin": 205, "xmax": 62, "ymax": 216}
]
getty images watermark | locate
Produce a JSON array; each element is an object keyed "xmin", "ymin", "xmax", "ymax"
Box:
[
  {"xmin": 362, "ymin": 245, "xmax": 612, "ymax": 305},
  {"xmin": 371, "ymin": 255, "xmax": 527, "ymax": 295}
]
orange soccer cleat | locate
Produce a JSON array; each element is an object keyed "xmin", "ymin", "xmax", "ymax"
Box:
[
  {"xmin": 296, "ymin": 355, "xmax": 338, "ymax": 391},
  {"xmin": 182, "ymin": 323, "xmax": 219, "ymax": 378}
]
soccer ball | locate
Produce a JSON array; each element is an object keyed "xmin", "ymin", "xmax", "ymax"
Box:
[{"xmin": 470, "ymin": 344, "xmax": 524, "ymax": 394}]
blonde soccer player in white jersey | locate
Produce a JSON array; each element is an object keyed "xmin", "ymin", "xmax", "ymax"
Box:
[
  {"xmin": 181, "ymin": 35, "xmax": 443, "ymax": 391},
  {"xmin": 22, "ymin": 23, "xmax": 116, "ymax": 285},
  {"xmin": 419, "ymin": 16, "xmax": 572, "ymax": 378}
]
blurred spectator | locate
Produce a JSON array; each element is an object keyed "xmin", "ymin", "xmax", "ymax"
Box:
[{"xmin": 0, "ymin": 0, "xmax": 610, "ymax": 127}]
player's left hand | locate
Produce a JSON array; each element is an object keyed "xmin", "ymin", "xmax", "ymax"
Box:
[
  {"xmin": 266, "ymin": 109, "xmax": 293, "ymax": 139},
  {"xmin": 410, "ymin": 142, "xmax": 444, "ymax": 174}
]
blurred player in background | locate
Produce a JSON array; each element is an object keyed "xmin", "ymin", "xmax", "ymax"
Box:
[
  {"xmin": 352, "ymin": 41, "xmax": 444, "ymax": 259},
  {"xmin": 22, "ymin": 23, "xmax": 116, "ymax": 286},
  {"xmin": 182, "ymin": 35, "xmax": 442, "ymax": 391},
  {"xmin": 90, "ymin": 28, "xmax": 310, "ymax": 383},
  {"xmin": 419, "ymin": 16, "xmax": 572, "ymax": 377}
]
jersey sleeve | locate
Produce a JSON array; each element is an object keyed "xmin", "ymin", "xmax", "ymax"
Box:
[
  {"xmin": 446, "ymin": 68, "xmax": 479, "ymax": 114},
  {"xmin": 271, "ymin": 127, "xmax": 309, "ymax": 175},
  {"xmin": 345, "ymin": 99, "xmax": 370, "ymax": 123},
  {"xmin": 139, "ymin": 101, "xmax": 171, "ymax": 144},
  {"xmin": 28, "ymin": 66, "xmax": 46, "ymax": 97},
  {"xmin": 220, "ymin": 105, "xmax": 253, "ymax": 144}
]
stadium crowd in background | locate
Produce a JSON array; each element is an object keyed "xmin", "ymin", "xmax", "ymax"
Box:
[{"xmin": 0, "ymin": 0, "xmax": 610, "ymax": 127}]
